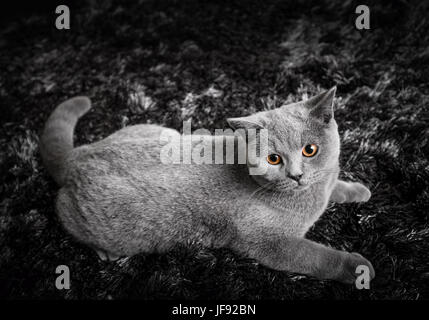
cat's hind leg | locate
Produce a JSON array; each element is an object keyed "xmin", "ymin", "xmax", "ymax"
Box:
[{"xmin": 94, "ymin": 248, "xmax": 121, "ymax": 262}]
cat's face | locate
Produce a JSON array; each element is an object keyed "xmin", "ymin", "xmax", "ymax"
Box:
[{"xmin": 228, "ymin": 87, "xmax": 340, "ymax": 192}]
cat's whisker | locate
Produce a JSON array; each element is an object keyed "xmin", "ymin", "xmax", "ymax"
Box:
[
  {"xmin": 318, "ymin": 169, "xmax": 340, "ymax": 174},
  {"xmin": 247, "ymin": 181, "xmax": 273, "ymax": 202}
]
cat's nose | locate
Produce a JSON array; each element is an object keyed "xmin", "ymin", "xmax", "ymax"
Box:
[{"xmin": 288, "ymin": 173, "xmax": 303, "ymax": 182}]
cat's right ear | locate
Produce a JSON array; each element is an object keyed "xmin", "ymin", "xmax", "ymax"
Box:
[{"xmin": 305, "ymin": 86, "xmax": 336, "ymax": 125}]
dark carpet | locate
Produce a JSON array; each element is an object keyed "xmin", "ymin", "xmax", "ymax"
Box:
[{"xmin": 0, "ymin": 0, "xmax": 428, "ymax": 299}]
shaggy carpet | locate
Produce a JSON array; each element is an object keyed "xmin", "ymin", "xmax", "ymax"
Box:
[{"xmin": 0, "ymin": 0, "xmax": 428, "ymax": 299}]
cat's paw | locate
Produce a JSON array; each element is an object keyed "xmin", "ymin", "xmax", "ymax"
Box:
[
  {"xmin": 333, "ymin": 182, "xmax": 371, "ymax": 203},
  {"xmin": 337, "ymin": 252, "xmax": 375, "ymax": 284},
  {"xmin": 347, "ymin": 183, "xmax": 371, "ymax": 202},
  {"xmin": 95, "ymin": 249, "xmax": 121, "ymax": 262}
]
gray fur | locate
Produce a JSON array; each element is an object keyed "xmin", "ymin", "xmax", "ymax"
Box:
[{"xmin": 41, "ymin": 87, "xmax": 374, "ymax": 283}]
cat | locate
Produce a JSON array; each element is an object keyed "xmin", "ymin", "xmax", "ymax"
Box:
[{"xmin": 40, "ymin": 86, "xmax": 374, "ymax": 284}]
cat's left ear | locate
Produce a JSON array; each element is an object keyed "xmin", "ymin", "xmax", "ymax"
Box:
[
  {"xmin": 305, "ymin": 86, "xmax": 336, "ymax": 125},
  {"xmin": 227, "ymin": 113, "xmax": 266, "ymax": 130}
]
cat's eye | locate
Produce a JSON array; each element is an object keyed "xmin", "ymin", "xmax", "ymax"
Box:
[
  {"xmin": 267, "ymin": 154, "xmax": 282, "ymax": 165},
  {"xmin": 302, "ymin": 144, "xmax": 318, "ymax": 157}
]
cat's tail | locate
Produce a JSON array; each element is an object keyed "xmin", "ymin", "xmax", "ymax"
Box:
[{"xmin": 40, "ymin": 96, "xmax": 91, "ymax": 186}]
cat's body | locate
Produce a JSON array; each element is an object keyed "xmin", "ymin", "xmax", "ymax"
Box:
[
  {"xmin": 59, "ymin": 129, "xmax": 336, "ymax": 254},
  {"xmin": 41, "ymin": 88, "xmax": 374, "ymax": 283}
]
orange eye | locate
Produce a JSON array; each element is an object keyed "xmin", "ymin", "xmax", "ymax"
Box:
[
  {"xmin": 267, "ymin": 154, "xmax": 282, "ymax": 165},
  {"xmin": 302, "ymin": 144, "xmax": 318, "ymax": 157}
]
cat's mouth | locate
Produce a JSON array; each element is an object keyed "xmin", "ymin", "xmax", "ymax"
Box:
[
  {"xmin": 287, "ymin": 178, "xmax": 311, "ymax": 191},
  {"xmin": 275, "ymin": 179, "xmax": 310, "ymax": 192},
  {"xmin": 294, "ymin": 183, "xmax": 310, "ymax": 191}
]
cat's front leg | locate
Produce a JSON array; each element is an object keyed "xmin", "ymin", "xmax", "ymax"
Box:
[
  {"xmin": 330, "ymin": 180, "xmax": 371, "ymax": 203},
  {"xmin": 231, "ymin": 234, "xmax": 375, "ymax": 284}
]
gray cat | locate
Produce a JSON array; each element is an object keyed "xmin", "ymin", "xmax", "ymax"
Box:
[{"xmin": 40, "ymin": 87, "xmax": 374, "ymax": 284}]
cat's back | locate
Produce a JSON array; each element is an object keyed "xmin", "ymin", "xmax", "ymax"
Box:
[
  {"xmin": 57, "ymin": 125, "xmax": 244, "ymax": 251},
  {"xmin": 65, "ymin": 125, "xmax": 251, "ymax": 192},
  {"xmin": 60, "ymin": 124, "xmax": 254, "ymax": 220}
]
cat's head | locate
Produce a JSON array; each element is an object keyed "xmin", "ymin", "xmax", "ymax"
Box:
[{"xmin": 227, "ymin": 87, "xmax": 340, "ymax": 192}]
